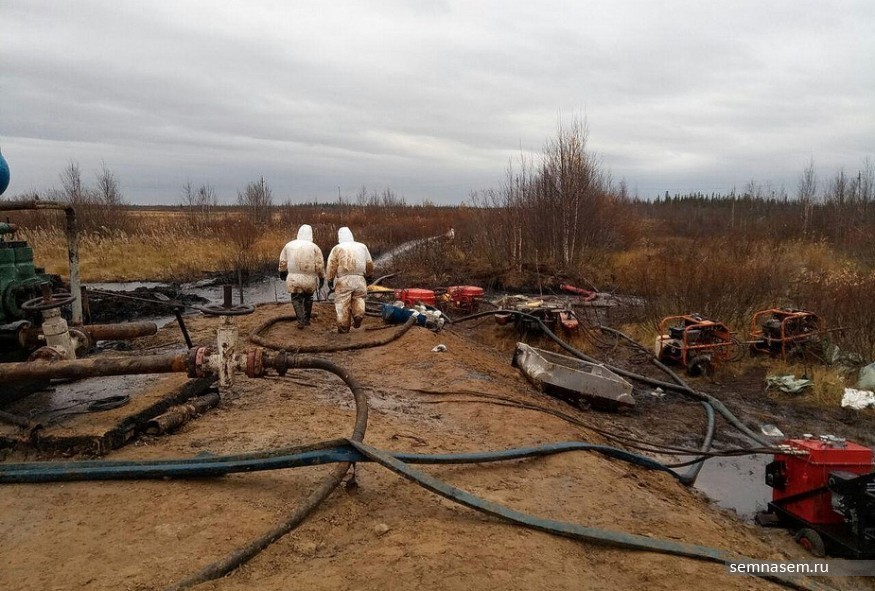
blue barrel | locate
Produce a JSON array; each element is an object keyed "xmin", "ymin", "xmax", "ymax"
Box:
[
  {"xmin": 380, "ymin": 303, "xmax": 427, "ymax": 326},
  {"xmin": 0, "ymin": 149, "xmax": 9, "ymax": 196}
]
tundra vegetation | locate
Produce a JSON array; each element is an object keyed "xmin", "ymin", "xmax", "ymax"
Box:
[{"xmin": 3, "ymin": 128, "xmax": 874, "ymax": 367}]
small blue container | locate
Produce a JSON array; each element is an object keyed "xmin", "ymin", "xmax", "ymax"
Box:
[
  {"xmin": 0, "ymin": 150, "xmax": 9, "ymax": 196},
  {"xmin": 381, "ymin": 303, "xmax": 427, "ymax": 326}
]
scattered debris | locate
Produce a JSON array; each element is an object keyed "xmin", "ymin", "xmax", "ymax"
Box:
[
  {"xmin": 431, "ymin": 344, "xmax": 447, "ymax": 353},
  {"xmin": 759, "ymin": 424, "xmax": 784, "ymax": 438},
  {"xmin": 374, "ymin": 523, "xmax": 391, "ymax": 536},
  {"xmin": 765, "ymin": 375, "xmax": 814, "ymax": 394},
  {"xmin": 649, "ymin": 387, "xmax": 665, "ymax": 399},
  {"xmin": 858, "ymin": 362, "xmax": 875, "ymax": 391},
  {"xmin": 841, "ymin": 388, "xmax": 875, "ymax": 410}
]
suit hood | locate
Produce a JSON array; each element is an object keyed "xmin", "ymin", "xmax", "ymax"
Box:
[
  {"xmin": 296, "ymin": 224, "xmax": 313, "ymax": 241},
  {"xmin": 338, "ymin": 227, "xmax": 354, "ymax": 243}
]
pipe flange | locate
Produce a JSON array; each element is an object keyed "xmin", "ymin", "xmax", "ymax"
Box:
[
  {"xmin": 198, "ymin": 303, "xmax": 255, "ymax": 316},
  {"xmin": 187, "ymin": 346, "xmax": 210, "ymax": 378},
  {"xmin": 28, "ymin": 345, "xmax": 65, "ymax": 362},
  {"xmin": 246, "ymin": 348, "xmax": 264, "ymax": 378},
  {"xmin": 275, "ymin": 350, "xmax": 289, "ymax": 376}
]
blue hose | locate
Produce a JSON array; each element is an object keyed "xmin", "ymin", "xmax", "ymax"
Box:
[
  {"xmin": 350, "ymin": 440, "xmax": 826, "ymax": 591},
  {"xmin": 0, "ymin": 440, "xmax": 680, "ymax": 483},
  {"xmin": 0, "ymin": 439, "xmax": 826, "ymax": 590}
]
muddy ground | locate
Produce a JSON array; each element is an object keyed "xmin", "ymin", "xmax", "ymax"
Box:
[{"xmin": 1, "ymin": 301, "xmax": 873, "ymax": 591}]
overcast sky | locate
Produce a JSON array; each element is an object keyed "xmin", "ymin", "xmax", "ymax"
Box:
[{"xmin": 1, "ymin": 1, "xmax": 873, "ymax": 204}]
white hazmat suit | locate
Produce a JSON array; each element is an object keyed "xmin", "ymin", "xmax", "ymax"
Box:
[
  {"xmin": 278, "ymin": 224, "xmax": 324, "ymax": 327},
  {"xmin": 325, "ymin": 227, "xmax": 373, "ymax": 332}
]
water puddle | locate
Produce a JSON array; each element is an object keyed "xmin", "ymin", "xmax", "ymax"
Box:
[
  {"xmin": 86, "ymin": 277, "xmax": 291, "ymax": 327},
  {"xmin": 691, "ymin": 453, "xmax": 771, "ymax": 520},
  {"xmin": 4, "ymin": 374, "xmax": 159, "ymax": 420}
]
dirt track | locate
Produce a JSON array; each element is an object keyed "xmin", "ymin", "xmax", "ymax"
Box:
[{"xmin": 0, "ymin": 303, "xmax": 870, "ymax": 590}]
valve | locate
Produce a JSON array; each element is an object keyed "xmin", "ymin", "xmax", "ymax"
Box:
[
  {"xmin": 21, "ymin": 290, "xmax": 76, "ymax": 312},
  {"xmin": 20, "ymin": 284, "xmax": 77, "ymax": 360},
  {"xmin": 195, "ymin": 286, "xmax": 255, "ymax": 393},
  {"xmin": 198, "ymin": 285, "xmax": 255, "ymax": 316}
]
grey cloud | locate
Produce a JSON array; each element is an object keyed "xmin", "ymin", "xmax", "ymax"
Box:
[{"xmin": 1, "ymin": 0, "xmax": 873, "ymax": 203}]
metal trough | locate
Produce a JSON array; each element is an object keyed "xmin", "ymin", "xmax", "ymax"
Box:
[{"xmin": 512, "ymin": 342, "xmax": 635, "ymax": 410}]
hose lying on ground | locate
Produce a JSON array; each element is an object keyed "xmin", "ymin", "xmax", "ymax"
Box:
[
  {"xmin": 166, "ymin": 355, "xmax": 369, "ymax": 591},
  {"xmin": 249, "ymin": 314, "xmax": 417, "ymax": 352},
  {"xmin": 596, "ymin": 325, "xmax": 716, "ymax": 484},
  {"xmin": 451, "ymin": 309, "xmax": 771, "ymax": 447},
  {"xmin": 1, "ymin": 436, "xmax": 824, "ymax": 591},
  {"xmin": 0, "ymin": 440, "xmax": 681, "ymax": 483}
]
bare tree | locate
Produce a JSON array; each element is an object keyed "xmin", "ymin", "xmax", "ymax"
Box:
[
  {"xmin": 49, "ymin": 160, "xmax": 128, "ymax": 232},
  {"xmin": 797, "ymin": 158, "xmax": 817, "ymax": 236},
  {"xmin": 238, "ymin": 176, "xmax": 273, "ymax": 226},
  {"xmin": 95, "ymin": 162, "xmax": 123, "ymax": 206},
  {"xmin": 59, "ymin": 161, "xmax": 90, "ymax": 205},
  {"xmin": 182, "ymin": 181, "xmax": 217, "ymax": 227}
]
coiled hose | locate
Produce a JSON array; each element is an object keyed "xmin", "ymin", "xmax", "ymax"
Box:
[{"xmin": 250, "ymin": 314, "xmax": 417, "ymax": 352}]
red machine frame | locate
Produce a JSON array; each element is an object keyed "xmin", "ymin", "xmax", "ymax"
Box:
[
  {"xmin": 749, "ymin": 308, "xmax": 825, "ymax": 360},
  {"xmin": 657, "ymin": 314, "xmax": 736, "ymax": 373}
]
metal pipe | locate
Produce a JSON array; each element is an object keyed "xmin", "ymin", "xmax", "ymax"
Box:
[
  {"xmin": 65, "ymin": 207, "xmax": 82, "ymax": 324},
  {"xmin": 0, "ymin": 200, "xmax": 82, "ymax": 324},
  {"xmin": 174, "ymin": 309, "xmax": 193, "ymax": 349},
  {"xmin": 19, "ymin": 321, "xmax": 158, "ymax": 348},
  {"xmin": 144, "ymin": 392, "xmax": 221, "ymax": 435},
  {"xmin": 0, "ymin": 352, "xmax": 188, "ymax": 383}
]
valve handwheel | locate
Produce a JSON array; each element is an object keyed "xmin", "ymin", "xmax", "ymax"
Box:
[
  {"xmin": 198, "ymin": 284, "xmax": 255, "ymax": 316},
  {"xmin": 21, "ymin": 291, "xmax": 76, "ymax": 312},
  {"xmin": 198, "ymin": 302, "xmax": 256, "ymax": 316}
]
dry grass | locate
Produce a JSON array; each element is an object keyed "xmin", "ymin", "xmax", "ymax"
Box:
[
  {"xmin": 9, "ymin": 201, "xmax": 875, "ymax": 365},
  {"xmin": 20, "ymin": 221, "xmax": 286, "ymax": 282}
]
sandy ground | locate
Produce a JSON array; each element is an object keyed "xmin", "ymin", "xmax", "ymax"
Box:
[{"xmin": 0, "ymin": 302, "xmax": 870, "ymax": 590}]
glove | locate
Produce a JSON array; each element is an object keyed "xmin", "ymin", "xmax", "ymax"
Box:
[
  {"xmin": 279, "ymin": 271, "xmax": 288, "ymax": 281},
  {"xmin": 319, "ymin": 277, "xmax": 325, "ymax": 290}
]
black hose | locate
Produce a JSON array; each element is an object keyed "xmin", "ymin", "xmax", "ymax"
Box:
[
  {"xmin": 452, "ymin": 309, "xmax": 770, "ymax": 447},
  {"xmin": 249, "ymin": 315, "xmax": 416, "ymax": 352},
  {"xmin": 596, "ymin": 325, "xmax": 716, "ymax": 484},
  {"xmin": 165, "ymin": 356, "xmax": 368, "ymax": 591}
]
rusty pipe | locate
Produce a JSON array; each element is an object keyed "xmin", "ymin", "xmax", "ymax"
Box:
[
  {"xmin": 144, "ymin": 392, "xmax": 221, "ymax": 435},
  {"xmin": 19, "ymin": 321, "xmax": 158, "ymax": 348},
  {"xmin": 0, "ymin": 200, "xmax": 82, "ymax": 324},
  {"xmin": 0, "ymin": 352, "xmax": 189, "ymax": 383}
]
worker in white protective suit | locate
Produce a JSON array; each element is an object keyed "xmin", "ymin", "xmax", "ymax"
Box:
[
  {"xmin": 325, "ymin": 227, "xmax": 373, "ymax": 333},
  {"xmin": 278, "ymin": 224, "xmax": 325, "ymax": 329}
]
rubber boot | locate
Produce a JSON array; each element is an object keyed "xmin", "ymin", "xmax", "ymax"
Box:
[
  {"xmin": 291, "ymin": 295, "xmax": 307, "ymax": 329},
  {"xmin": 304, "ymin": 297, "xmax": 313, "ymax": 326}
]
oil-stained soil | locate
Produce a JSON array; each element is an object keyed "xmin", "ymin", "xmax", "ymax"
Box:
[
  {"xmin": 1, "ymin": 302, "xmax": 872, "ymax": 591},
  {"xmin": 85, "ymin": 286, "xmax": 208, "ymax": 324}
]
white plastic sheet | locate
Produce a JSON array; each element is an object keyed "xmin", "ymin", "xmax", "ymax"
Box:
[{"xmin": 841, "ymin": 388, "xmax": 875, "ymax": 410}]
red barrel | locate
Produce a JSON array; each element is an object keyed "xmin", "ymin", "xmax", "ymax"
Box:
[
  {"xmin": 447, "ymin": 285, "xmax": 484, "ymax": 310},
  {"xmin": 393, "ymin": 288, "xmax": 436, "ymax": 307}
]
